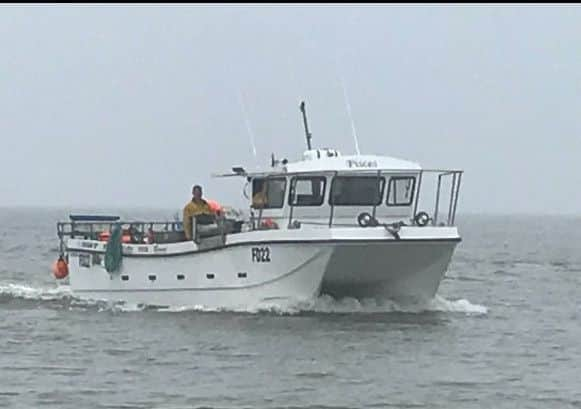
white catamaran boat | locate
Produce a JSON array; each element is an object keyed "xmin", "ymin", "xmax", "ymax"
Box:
[{"xmin": 53, "ymin": 102, "xmax": 463, "ymax": 309}]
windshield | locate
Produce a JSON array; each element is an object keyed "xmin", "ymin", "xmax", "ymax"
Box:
[{"xmin": 330, "ymin": 176, "xmax": 385, "ymax": 206}]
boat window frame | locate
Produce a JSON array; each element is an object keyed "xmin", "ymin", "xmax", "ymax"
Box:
[
  {"xmin": 386, "ymin": 176, "xmax": 416, "ymax": 207},
  {"xmin": 328, "ymin": 175, "xmax": 386, "ymax": 207},
  {"xmin": 288, "ymin": 175, "xmax": 327, "ymax": 207},
  {"xmin": 251, "ymin": 176, "xmax": 287, "ymax": 209}
]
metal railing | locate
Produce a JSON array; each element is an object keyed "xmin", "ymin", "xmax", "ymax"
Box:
[
  {"xmin": 57, "ymin": 220, "xmax": 184, "ymax": 239},
  {"xmin": 432, "ymin": 171, "xmax": 463, "ymax": 226},
  {"xmin": 56, "ymin": 221, "xmax": 187, "ymax": 253},
  {"xmin": 60, "ymin": 168, "xmax": 464, "ymax": 244},
  {"xmin": 283, "ymin": 169, "xmax": 463, "ymax": 229}
]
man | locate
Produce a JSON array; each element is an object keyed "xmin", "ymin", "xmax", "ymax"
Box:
[
  {"xmin": 250, "ymin": 178, "xmax": 267, "ymax": 209},
  {"xmin": 183, "ymin": 185, "xmax": 213, "ymax": 240}
]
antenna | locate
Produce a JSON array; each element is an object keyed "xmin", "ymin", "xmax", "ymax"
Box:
[
  {"xmin": 334, "ymin": 51, "xmax": 362, "ymax": 156},
  {"xmin": 238, "ymin": 89, "xmax": 258, "ymax": 162},
  {"xmin": 300, "ymin": 101, "xmax": 313, "ymax": 150},
  {"xmin": 339, "ymin": 76, "xmax": 361, "ymax": 155}
]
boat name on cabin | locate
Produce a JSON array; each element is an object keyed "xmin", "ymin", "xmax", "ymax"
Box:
[{"xmin": 346, "ymin": 159, "xmax": 378, "ymax": 169}]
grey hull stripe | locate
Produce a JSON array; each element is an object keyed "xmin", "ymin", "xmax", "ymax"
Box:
[{"xmin": 67, "ymin": 237, "xmax": 461, "ymax": 258}]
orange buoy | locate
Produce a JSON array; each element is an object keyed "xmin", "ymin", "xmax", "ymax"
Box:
[
  {"xmin": 101, "ymin": 229, "xmax": 132, "ymax": 243},
  {"xmin": 99, "ymin": 231, "xmax": 131, "ymax": 243},
  {"xmin": 206, "ymin": 199, "xmax": 223, "ymax": 215},
  {"xmin": 52, "ymin": 256, "xmax": 69, "ymax": 280},
  {"xmin": 260, "ymin": 218, "xmax": 278, "ymax": 229},
  {"xmin": 98, "ymin": 230, "xmax": 111, "ymax": 241}
]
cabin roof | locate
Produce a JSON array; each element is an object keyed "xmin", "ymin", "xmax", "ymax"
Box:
[
  {"xmin": 284, "ymin": 154, "xmax": 422, "ymax": 173},
  {"xmin": 214, "ymin": 153, "xmax": 431, "ymax": 178}
]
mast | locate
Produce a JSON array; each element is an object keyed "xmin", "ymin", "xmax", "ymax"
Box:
[{"xmin": 300, "ymin": 101, "xmax": 313, "ymax": 150}]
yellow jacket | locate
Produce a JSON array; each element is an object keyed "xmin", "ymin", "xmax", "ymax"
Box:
[
  {"xmin": 183, "ymin": 199, "xmax": 213, "ymax": 240},
  {"xmin": 252, "ymin": 191, "xmax": 267, "ymax": 208}
]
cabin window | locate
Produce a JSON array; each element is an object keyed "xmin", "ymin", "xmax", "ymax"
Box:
[
  {"xmin": 329, "ymin": 176, "xmax": 385, "ymax": 206},
  {"xmin": 79, "ymin": 254, "xmax": 91, "ymax": 268},
  {"xmin": 251, "ymin": 177, "xmax": 286, "ymax": 209},
  {"xmin": 288, "ymin": 176, "xmax": 326, "ymax": 206},
  {"xmin": 386, "ymin": 176, "xmax": 416, "ymax": 206}
]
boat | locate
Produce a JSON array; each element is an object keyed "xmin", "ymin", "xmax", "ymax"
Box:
[{"xmin": 53, "ymin": 101, "xmax": 463, "ymax": 309}]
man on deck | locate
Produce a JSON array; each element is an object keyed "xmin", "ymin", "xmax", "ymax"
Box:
[{"xmin": 183, "ymin": 185, "xmax": 213, "ymax": 240}]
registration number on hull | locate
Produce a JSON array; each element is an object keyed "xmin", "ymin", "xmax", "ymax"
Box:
[{"xmin": 251, "ymin": 247, "xmax": 271, "ymax": 263}]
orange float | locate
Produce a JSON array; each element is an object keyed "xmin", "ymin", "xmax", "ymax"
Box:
[
  {"xmin": 98, "ymin": 231, "xmax": 111, "ymax": 241},
  {"xmin": 99, "ymin": 230, "xmax": 132, "ymax": 243},
  {"xmin": 52, "ymin": 256, "xmax": 69, "ymax": 280},
  {"xmin": 260, "ymin": 218, "xmax": 278, "ymax": 229},
  {"xmin": 206, "ymin": 199, "xmax": 223, "ymax": 216}
]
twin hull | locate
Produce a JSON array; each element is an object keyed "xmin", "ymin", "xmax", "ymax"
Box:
[{"xmin": 65, "ymin": 228, "xmax": 460, "ymax": 309}]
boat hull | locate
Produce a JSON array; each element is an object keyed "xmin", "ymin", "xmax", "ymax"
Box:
[
  {"xmin": 321, "ymin": 239, "xmax": 459, "ymax": 303},
  {"xmin": 63, "ymin": 226, "xmax": 460, "ymax": 308},
  {"xmin": 67, "ymin": 243, "xmax": 331, "ymax": 309}
]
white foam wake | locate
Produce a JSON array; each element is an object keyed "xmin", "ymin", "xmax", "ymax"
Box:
[
  {"xmin": 0, "ymin": 283, "xmax": 73, "ymax": 301},
  {"xmin": 293, "ymin": 294, "xmax": 488, "ymax": 315},
  {"xmin": 428, "ymin": 295, "xmax": 488, "ymax": 315},
  {"xmin": 0, "ymin": 282, "xmax": 487, "ymax": 315},
  {"xmin": 0, "ymin": 283, "xmax": 111, "ymax": 311},
  {"xmin": 156, "ymin": 294, "xmax": 488, "ymax": 316}
]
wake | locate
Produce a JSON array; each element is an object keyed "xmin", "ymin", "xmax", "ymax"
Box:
[{"xmin": 0, "ymin": 282, "xmax": 488, "ymax": 316}]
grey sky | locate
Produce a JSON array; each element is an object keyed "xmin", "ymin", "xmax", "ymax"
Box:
[{"xmin": 1, "ymin": 5, "xmax": 580, "ymax": 214}]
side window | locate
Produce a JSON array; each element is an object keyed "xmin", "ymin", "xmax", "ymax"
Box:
[
  {"xmin": 288, "ymin": 177, "xmax": 326, "ymax": 206},
  {"xmin": 386, "ymin": 177, "xmax": 416, "ymax": 206},
  {"xmin": 252, "ymin": 178, "xmax": 286, "ymax": 209},
  {"xmin": 330, "ymin": 176, "xmax": 385, "ymax": 206}
]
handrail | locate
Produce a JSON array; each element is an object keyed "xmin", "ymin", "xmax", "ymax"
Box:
[
  {"xmin": 371, "ymin": 169, "xmax": 381, "ymax": 220},
  {"xmin": 447, "ymin": 173, "xmax": 457, "ymax": 226},
  {"xmin": 325, "ymin": 169, "xmax": 462, "ymax": 228},
  {"xmin": 56, "ymin": 220, "xmax": 184, "ymax": 238},
  {"xmin": 452, "ymin": 173, "xmax": 462, "ymax": 225},
  {"xmin": 328, "ymin": 170, "xmax": 338, "ymax": 227},
  {"xmin": 287, "ymin": 177, "xmax": 295, "ymax": 229},
  {"xmin": 286, "ymin": 169, "xmax": 464, "ymax": 229},
  {"xmin": 215, "ymin": 168, "xmax": 464, "ymax": 178},
  {"xmin": 412, "ymin": 170, "xmax": 423, "ymax": 224},
  {"xmin": 434, "ymin": 174, "xmax": 443, "ymax": 226},
  {"xmin": 57, "ymin": 169, "xmax": 464, "ymax": 242}
]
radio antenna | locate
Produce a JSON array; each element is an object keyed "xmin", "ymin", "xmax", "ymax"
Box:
[
  {"xmin": 339, "ymin": 76, "xmax": 361, "ymax": 155},
  {"xmin": 300, "ymin": 101, "xmax": 313, "ymax": 150},
  {"xmin": 238, "ymin": 89, "xmax": 258, "ymax": 161}
]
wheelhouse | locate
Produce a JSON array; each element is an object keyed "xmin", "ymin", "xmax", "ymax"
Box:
[{"xmin": 237, "ymin": 149, "xmax": 462, "ymax": 230}]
